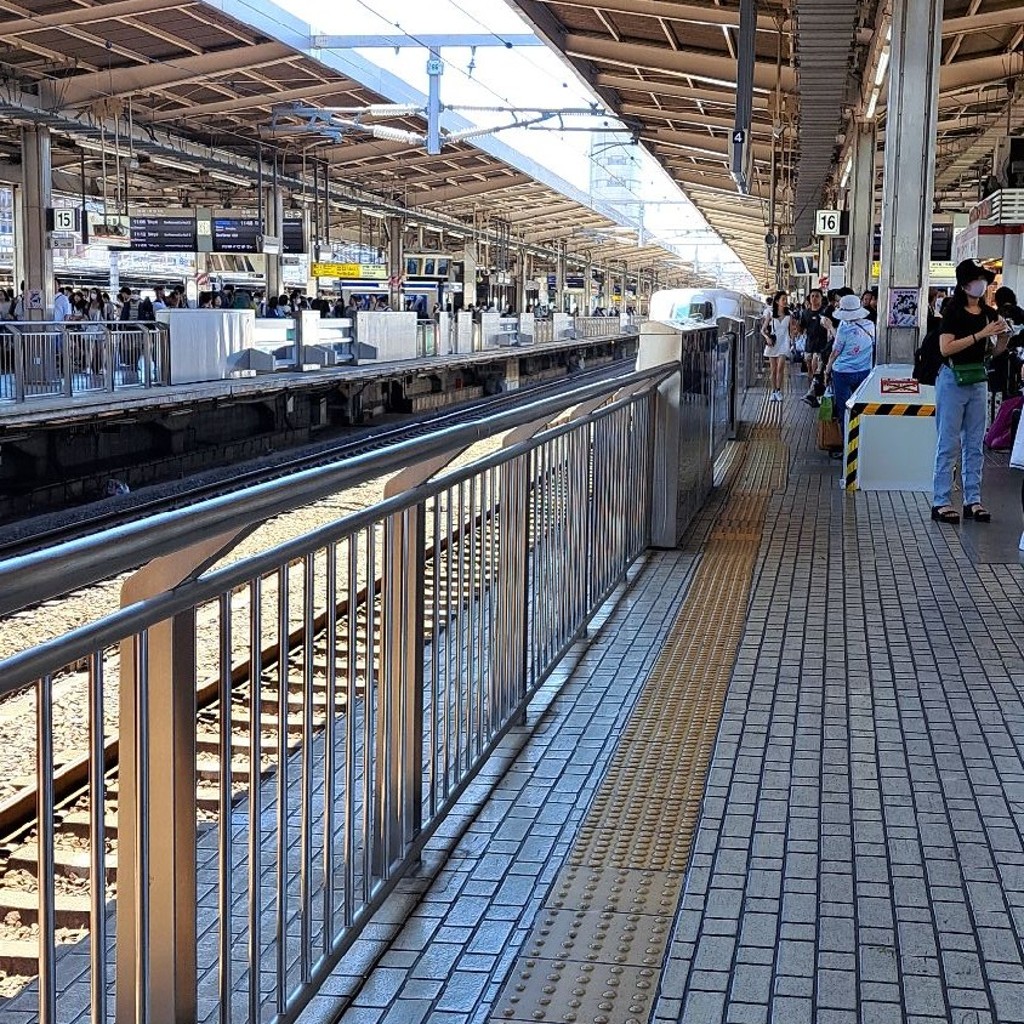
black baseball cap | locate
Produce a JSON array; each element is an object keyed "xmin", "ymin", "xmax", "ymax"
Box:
[{"xmin": 955, "ymin": 258, "xmax": 995, "ymax": 287}]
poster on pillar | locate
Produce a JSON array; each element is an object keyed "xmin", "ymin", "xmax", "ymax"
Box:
[{"xmin": 887, "ymin": 288, "xmax": 920, "ymax": 329}]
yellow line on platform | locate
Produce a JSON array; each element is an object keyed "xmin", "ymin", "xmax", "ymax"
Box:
[{"xmin": 491, "ymin": 412, "xmax": 787, "ymax": 1024}]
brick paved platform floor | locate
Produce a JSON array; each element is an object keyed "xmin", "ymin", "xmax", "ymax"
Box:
[{"xmin": 301, "ymin": 390, "xmax": 1024, "ymax": 1024}]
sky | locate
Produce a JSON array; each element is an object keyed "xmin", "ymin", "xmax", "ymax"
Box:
[{"xmin": 281, "ymin": 0, "xmax": 753, "ymax": 285}]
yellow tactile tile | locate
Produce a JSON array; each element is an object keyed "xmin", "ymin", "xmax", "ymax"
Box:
[{"xmin": 489, "ymin": 410, "xmax": 787, "ymax": 1024}]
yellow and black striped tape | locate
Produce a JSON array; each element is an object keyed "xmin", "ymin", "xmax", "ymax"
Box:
[
  {"xmin": 852, "ymin": 402, "xmax": 936, "ymax": 417},
  {"xmin": 843, "ymin": 402, "xmax": 935, "ymax": 490}
]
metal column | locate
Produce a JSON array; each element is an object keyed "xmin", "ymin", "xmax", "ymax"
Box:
[
  {"xmin": 846, "ymin": 122, "xmax": 876, "ymax": 296},
  {"xmin": 387, "ymin": 216, "xmax": 404, "ymax": 310},
  {"xmin": 555, "ymin": 243, "xmax": 566, "ymax": 314},
  {"xmin": 877, "ymin": 0, "xmax": 942, "ymax": 363},
  {"xmin": 516, "ymin": 245, "xmax": 527, "ymax": 314},
  {"xmin": 115, "ymin": 536, "xmax": 237, "ymax": 1024},
  {"xmin": 20, "ymin": 127, "xmax": 53, "ymax": 319},
  {"xmin": 426, "ymin": 49, "xmax": 443, "ymax": 156},
  {"xmin": 264, "ymin": 184, "xmax": 284, "ymax": 300}
]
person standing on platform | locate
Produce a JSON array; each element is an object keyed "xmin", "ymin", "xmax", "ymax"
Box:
[
  {"xmin": 825, "ymin": 294, "xmax": 875, "ymax": 437},
  {"xmin": 800, "ymin": 288, "xmax": 834, "ymax": 407},
  {"xmin": 931, "ymin": 259, "xmax": 1010, "ymax": 524},
  {"xmin": 761, "ymin": 290, "xmax": 791, "ymax": 402}
]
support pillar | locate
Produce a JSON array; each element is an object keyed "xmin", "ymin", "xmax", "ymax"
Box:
[
  {"xmin": 877, "ymin": 0, "xmax": 942, "ymax": 363},
  {"xmin": 264, "ymin": 185, "xmax": 284, "ymax": 300},
  {"xmin": 846, "ymin": 121, "xmax": 876, "ymax": 299},
  {"xmin": 19, "ymin": 127, "xmax": 53, "ymax": 319},
  {"xmin": 585, "ymin": 255, "xmax": 593, "ymax": 315},
  {"xmin": 387, "ymin": 216, "xmax": 404, "ymax": 311},
  {"xmin": 516, "ymin": 245, "xmax": 527, "ymax": 314},
  {"xmin": 555, "ymin": 244, "xmax": 566, "ymax": 314},
  {"xmin": 463, "ymin": 241, "xmax": 477, "ymax": 307}
]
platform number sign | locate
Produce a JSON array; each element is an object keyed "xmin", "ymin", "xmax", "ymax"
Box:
[
  {"xmin": 53, "ymin": 208, "xmax": 77, "ymax": 232},
  {"xmin": 732, "ymin": 129, "xmax": 746, "ymax": 145},
  {"xmin": 815, "ymin": 209, "xmax": 842, "ymax": 236}
]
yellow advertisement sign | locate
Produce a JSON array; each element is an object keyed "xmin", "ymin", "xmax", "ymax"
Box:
[
  {"xmin": 312, "ymin": 262, "xmax": 388, "ymax": 280},
  {"xmin": 871, "ymin": 261, "xmax": 955, "ymax": 281}
]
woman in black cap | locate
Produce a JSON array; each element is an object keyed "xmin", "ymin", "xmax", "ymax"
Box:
[{"xmin": 931, "ymin": 259, "xmax": 1009, "ymax": 523}]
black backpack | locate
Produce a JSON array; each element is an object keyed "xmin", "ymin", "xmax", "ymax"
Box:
[{"xmin": 913, "ymin": 327, "xmax": 943, "ymax": 385}]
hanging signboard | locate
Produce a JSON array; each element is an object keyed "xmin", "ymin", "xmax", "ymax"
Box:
[
  {"xmin": 311, "ymin": 262, "xmax": 388, "ymax": 280},
  {"xmin": 814, "ymin": 209, "xmax": 843, "ymax": 236},
  {"xmin": 212, "ymin": 217, "xmax": 262, "ymax": 253},
  {"xmin": 130, "ymin": 215, "xmax": 197, "ymax": 252},
  {"xmin": 88, "ymin": 213, "xmax": 132, "ymax": 248}
]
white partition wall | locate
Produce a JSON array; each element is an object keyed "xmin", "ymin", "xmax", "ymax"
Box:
[{"xmin": 157, "ymin": 309, "xmax": 254, "ymax": 384}]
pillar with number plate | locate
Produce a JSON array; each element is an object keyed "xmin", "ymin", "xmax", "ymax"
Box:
[{"xmin": 877, "ymin": 0, "xmax": 942, "ymax": 363}]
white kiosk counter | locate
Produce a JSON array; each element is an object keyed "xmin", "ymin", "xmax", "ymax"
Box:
[
  {"xmin": 843, "ymin": 363, "xmax": 936, "ymax": 491},
  {"xmin": 157, "ymin": 309, "xmax": 254, "ymax": 384}
]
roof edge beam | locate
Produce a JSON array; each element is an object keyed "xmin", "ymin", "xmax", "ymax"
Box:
[{"xmin": 405, "ymin": 173, "xmax": 534, "ymax": 207}]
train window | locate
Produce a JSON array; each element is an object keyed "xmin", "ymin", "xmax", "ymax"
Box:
[
  {"xmin": 406, "ymin": 257, "xmax": 420, "ymax": 276},
  {"xmin": 672, "ymin": 300, "xmax": 713, "ymax": 322}
]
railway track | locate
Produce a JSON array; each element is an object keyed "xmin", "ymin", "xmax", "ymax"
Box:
[
  {"xmin": 0, "ymin": 360, "xmax": 601, "ymax": 988},
  {"xmin": 0, "ymin": 358, "xmax": 628, "ymax": 561},
  {"xmin": 0, "ymin": 511, "xmax": 498, "ymax": 983}
]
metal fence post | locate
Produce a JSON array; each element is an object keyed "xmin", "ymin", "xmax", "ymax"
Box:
[
  {"xmin": 61, "ymin": 328, "xmax": 72, "ymax": 397},
  {"xmin": 13, "ymin": 327, "xmax": 26, "ymax": 401},
  {"xmin": 116, "ymin": 533, "xmax": 240, "ymax": 1024},
  {"xmin": 375, "ymin": 450, "xmax": 465, "ymax": 875}
]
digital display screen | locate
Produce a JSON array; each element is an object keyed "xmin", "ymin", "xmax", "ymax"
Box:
[
  {"xmin": 130, "ymin": 215, "xmax": 197, "ymax": 252},
  {"xmin": 212, "ymin": 217, "xmax": 261, "ymax": 253},
  {"xmin": 283, "ymin": 218, "xmax": 305, "ymax": 255}
]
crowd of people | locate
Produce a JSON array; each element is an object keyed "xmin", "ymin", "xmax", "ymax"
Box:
[
  {"xmin": 764, "ymin": 260, "xmax": 1024, "ymax": 526},
  {"xmin": 759, "ymin": 284, "xmax": 878, "ymax": 409}
]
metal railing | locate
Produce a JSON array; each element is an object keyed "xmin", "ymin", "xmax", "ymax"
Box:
[
  {"xmin": 0, "ymin": 364, "xmax": 671, "ymax": 1024},
  {"xmin": 574, "ymin": 316, "xmax": 634, "ymax": 339},
  {"xmin": 0, "ymin": 320, "xmax": 170, "ymax": 403}
]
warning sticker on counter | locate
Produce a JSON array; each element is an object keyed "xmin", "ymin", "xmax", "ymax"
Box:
[{"xmin": 880, "ymin": 378, "xmax": 920, "ymax": 395}]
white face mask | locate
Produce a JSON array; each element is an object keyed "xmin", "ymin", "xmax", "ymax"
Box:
[{"xmin": 965, "ymin": 280, "xmax": 987, "ymax": 299}]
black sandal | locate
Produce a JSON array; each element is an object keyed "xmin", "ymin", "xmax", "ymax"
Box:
[
  {"xmin": 931, "ymin": 506, "xmax": 960, "ymax": 524},
  {"xmin": 963, "ymin": 503, "xmax": 992, "ymax": 522}
]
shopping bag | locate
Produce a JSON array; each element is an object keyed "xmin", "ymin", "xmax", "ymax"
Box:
[
  {"xmin": 817, "ymin": 417, "xmax": 843, "ymax": 451},
  {"xmin": 818, "ymin": 393, "xmax": 834, "ymax": 421}
]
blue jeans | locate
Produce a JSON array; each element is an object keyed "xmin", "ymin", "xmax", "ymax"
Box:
[
  {"xmin": 832, "ymin": 369, "xmax": 870, "ymax": 431},
  {"xmin": 932, "ymin": 364, "xmax": 987, "ymax": 507}
]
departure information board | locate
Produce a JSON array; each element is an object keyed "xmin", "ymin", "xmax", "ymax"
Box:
[
  {"xmin": 130, "ymin": 215, "xmax": 197, "ymax": 252},
  {"xmin": 212, "ymin": 217, "xmax": 262, "ymax": 253},
  {"xmin": 283, "ymin": 218, "xmax": 305, "ymax": 255}
]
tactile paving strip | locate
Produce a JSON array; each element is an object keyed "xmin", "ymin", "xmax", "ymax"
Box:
[
  {"xmin": 490, "ymin": 410, "xmax": 787, "ymax": 1024},
  {"xmin": 545, "ymin": 866, "xmax": 684, "ymax": 916},
  {"xmin": 494, "ymin": 959, "xmax": 658, "ymax": 1024}
]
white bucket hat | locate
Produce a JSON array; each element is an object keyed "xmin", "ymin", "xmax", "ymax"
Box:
[{"xmin": 833, "ymin": 293, "xmax": 869, "ymax": 321}]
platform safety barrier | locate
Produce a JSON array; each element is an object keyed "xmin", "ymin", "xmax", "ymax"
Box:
[
  {"xmin": 0, "ymin": 364, "xmax": 672, "ymax": 1024},
  {"xmin": 0, "ymin": 320, "xmax": 170, "ymax": 403}
]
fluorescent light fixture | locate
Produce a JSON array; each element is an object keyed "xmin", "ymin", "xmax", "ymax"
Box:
[
  {"xmin": 874, "ymin": 47, "xmax": 890, "ymax": 87},
  {"xmin": 865, "ymin": 87, "xmax": 880, "ymax": 120},
  {"xmin": 840, "ymin": 157, "xmax": 853, "ymax": 190},
  {"xmin": 210, "ymin": 170, "xmax": 250, "ymax": 186},
  {"xmin": 150, "ymin": 154, "xmax": 201, "ymax": 174},
  {"xmin": 77, "ymin": 137, "xmax": 127, "ymax": 157}
]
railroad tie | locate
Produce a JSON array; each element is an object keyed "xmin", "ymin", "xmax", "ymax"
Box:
[{"xmin": 490, "ymin": 411, "xmax": 788, "ymax": 1024}]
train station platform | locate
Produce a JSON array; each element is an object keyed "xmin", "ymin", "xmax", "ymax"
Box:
[
  {"xmin": 296, "ymin": 391, "xmax": 1024, "ymax": 1024},
  {"xmin": 0, "ymin": 333, "xmax": 630, "ymax": 430}
]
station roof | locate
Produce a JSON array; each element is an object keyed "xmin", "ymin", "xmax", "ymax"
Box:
[
  {"xmin": 0, "ymin": 0, "xmax": 703, "ymax": 284},
  {"xmin": 509, "ymin": 1, "xmax": 1024, "ymax": 283}
]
